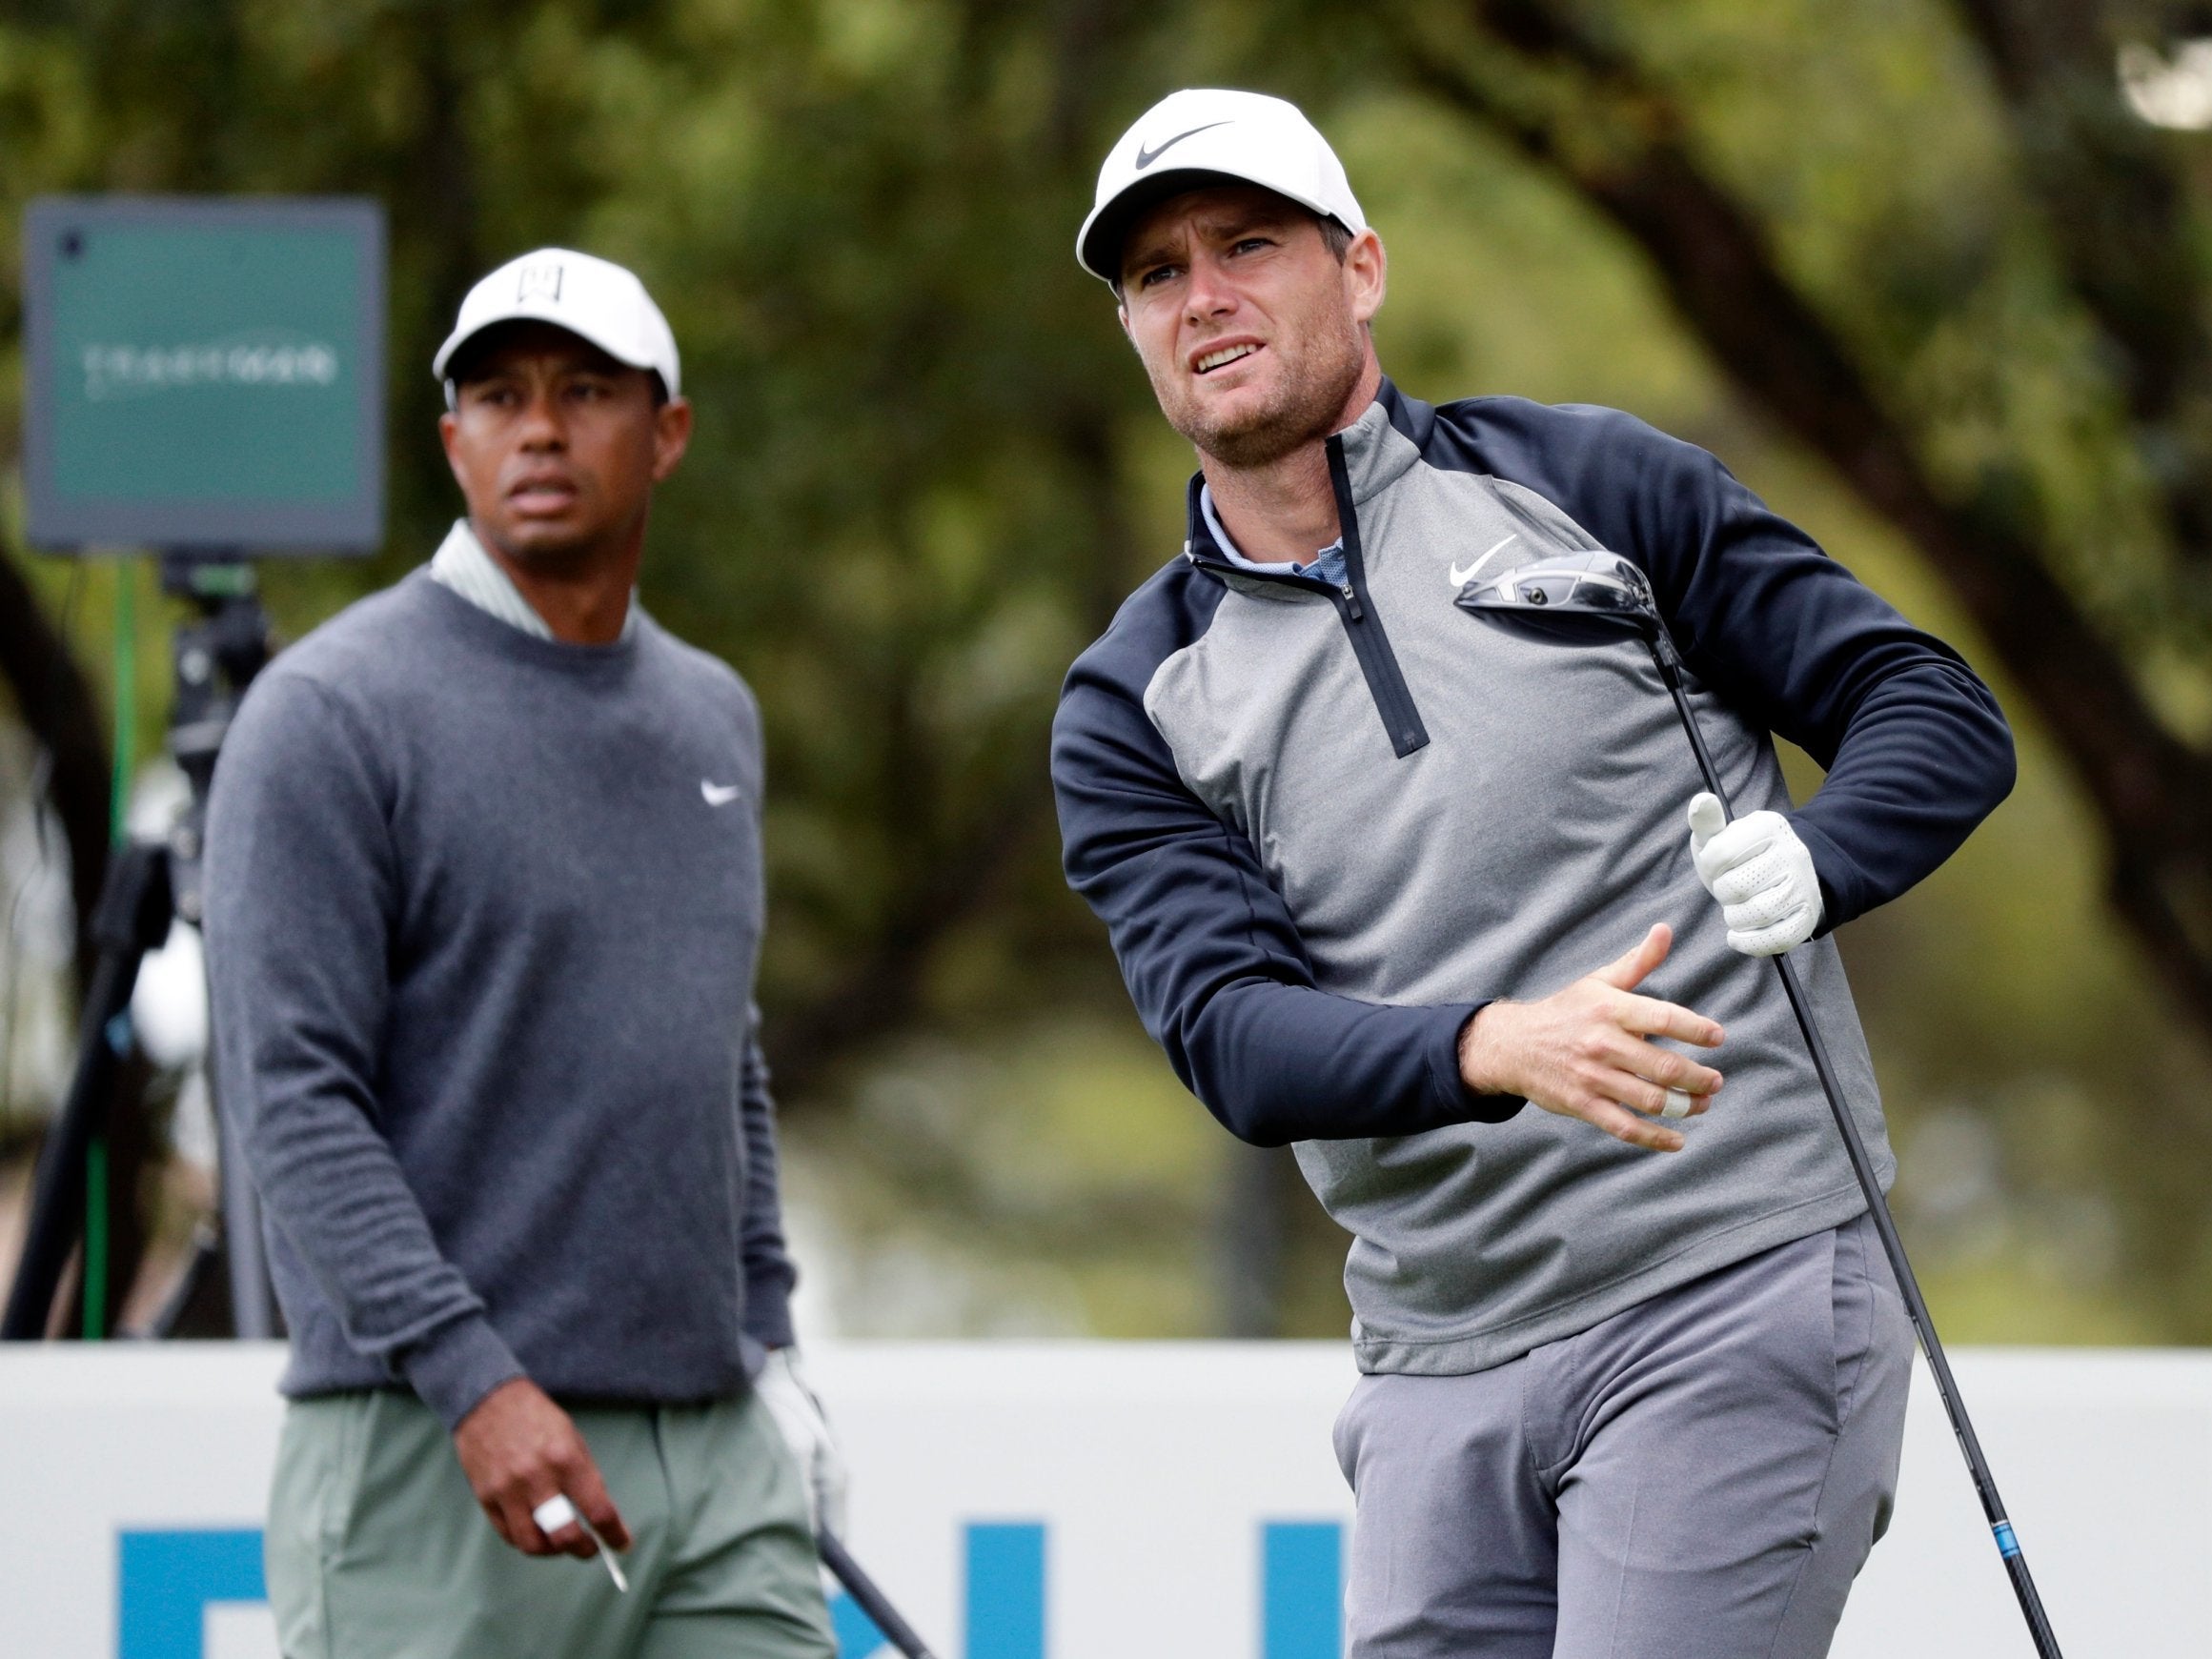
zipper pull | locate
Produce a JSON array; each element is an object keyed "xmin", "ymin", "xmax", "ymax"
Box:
[{"xmin": 1340, "ymin": 581, "xmax": 1364, "ymax": 620}]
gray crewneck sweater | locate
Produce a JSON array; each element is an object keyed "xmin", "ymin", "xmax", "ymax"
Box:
[{"xmin": 205, "ymin": 570, "xmax": 796, "ymax": 1428}]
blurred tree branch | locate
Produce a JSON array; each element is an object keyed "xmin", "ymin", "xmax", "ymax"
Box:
[
  {"xmin": 1950, "ymin": 0, "xmax": 2212, "ymax": 566},
  {"xmin": 757, "ymin": 0, "xmax": 1147, "ymax": 1101},
  {"xmin": 1389, "ymin": 0, "xmax": 2212, "ymax": 1042}
]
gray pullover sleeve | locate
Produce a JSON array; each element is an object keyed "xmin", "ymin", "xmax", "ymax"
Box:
[
  {"xmin": 738, "ymin": 1008, "xmax": 798, "ymax": 1349},
  {"xmin": 204, "ymin": 673, "xmax": 523, "ymax": 1429}
]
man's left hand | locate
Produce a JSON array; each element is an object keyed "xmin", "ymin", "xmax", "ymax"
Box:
[
  {"xmin": 755, "ymin": 1346, "xmax": 849, "ymax": 1539},
  {"xmin": 1688, "ymin": 794, "xmax": 1823, "ymax": 956}
]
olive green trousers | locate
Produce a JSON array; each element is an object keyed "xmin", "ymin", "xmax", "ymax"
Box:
[{"xmin": 265, "ymin": 1387, "xmax": 836, "ymax": 1659}]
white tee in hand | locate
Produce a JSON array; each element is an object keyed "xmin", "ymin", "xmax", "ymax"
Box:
[
  {"xmin": 1687, "ymin": 793, "xmax": 1822, "ymax": 956},
  {"xmin": 755, "ymin": 1346, "xmax": 849, "ymax": 1540}
]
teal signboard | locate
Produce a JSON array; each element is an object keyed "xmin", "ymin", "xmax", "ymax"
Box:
[{"xmin": 23, "ymin": 196, "xmax": 384, "ymax": 553}]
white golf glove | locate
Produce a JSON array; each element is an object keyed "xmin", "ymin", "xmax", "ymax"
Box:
[
  {"xmin": 1687, "ymin": 793, "xmax": 1823, "ymax": 957},
  {"xmin": 754, "ymin": 1346, "xmax": 849, "ymax": 1539}
]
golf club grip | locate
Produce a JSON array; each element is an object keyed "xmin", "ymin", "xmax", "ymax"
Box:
[{"xmin": 817, "ymin": 1529, "xmax": 941, "ymax": 1659}]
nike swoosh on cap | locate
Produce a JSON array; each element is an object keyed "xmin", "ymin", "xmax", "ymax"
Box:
[
  {"xmin": 700, "ymin": 780, "xmax": 742, "ymax": 806},
  {"xmin": 1449, "ymin": 534, "xmax": 1520, "ymax": 588},
  {"xmin": 1135, "ymin": 121, "xmax": 1231, "ymax": 170}
]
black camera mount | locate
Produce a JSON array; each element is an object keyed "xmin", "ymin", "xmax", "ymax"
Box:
[{"xmin": 2, "ymin": 554, "xmax": 277, "ymax": 1340}]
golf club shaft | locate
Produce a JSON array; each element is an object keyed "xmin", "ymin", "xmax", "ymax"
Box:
[
  {"xmin": 817, "ymin": 1529, "xmax": 940, "ymax": 1659},
  {"xmin": 1653, "ymin": 647, "xmax": 2063, "ymax": 1659}
]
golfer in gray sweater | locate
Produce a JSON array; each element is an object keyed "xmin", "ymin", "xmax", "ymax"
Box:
[{"xmin": 204, "ymin": 251, "xmax": 838, "ymax": 1659}]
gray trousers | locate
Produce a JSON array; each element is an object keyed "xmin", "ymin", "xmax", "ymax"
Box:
[{"xmin": 1333, "ymin": 1213, "xmax": 1912, "ymax": 1658}]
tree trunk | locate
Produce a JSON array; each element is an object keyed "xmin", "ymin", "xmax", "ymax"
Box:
[{"xmin": 1211, "ymin": 1142, "xmax": 1304, "ymax": 1337}]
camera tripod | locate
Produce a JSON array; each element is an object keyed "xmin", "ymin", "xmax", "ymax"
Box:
[{"xmin": 2, "ymin": 554, "xmax": 277, "ymax": 1341}]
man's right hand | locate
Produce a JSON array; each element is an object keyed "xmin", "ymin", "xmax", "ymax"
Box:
[
  {"xmin": 1458, "ymin": 923, "xmax": 1724, "ymax": 1153},
  {"xmin": 452, "ymin": 1377, "xmax": 631, "ymax": 1560}
]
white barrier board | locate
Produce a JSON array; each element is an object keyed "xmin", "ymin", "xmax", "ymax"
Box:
[{"xmin": 0, "ymin": 1343, "xmax": 2203, "ymax": 1656}]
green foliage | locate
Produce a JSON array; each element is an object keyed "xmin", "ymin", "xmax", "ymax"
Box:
[{"xmin": 2, "ymin": 0, "xmax": 2207, "ymax": 1341}]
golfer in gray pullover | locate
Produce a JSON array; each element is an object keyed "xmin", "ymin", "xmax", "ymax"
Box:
[
  {"xmin": 1056, "ymin": 92, "xmax": 2014, "ymax": 1658},
  {"xmin": 205, "ymin": 251, "xmax": 838, "ymax": 1659}
]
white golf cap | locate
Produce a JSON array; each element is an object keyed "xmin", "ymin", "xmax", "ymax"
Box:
[
  {"xmin": 432, "ymin": 248, "xmax": 680, "ymax": 397},
  {"xmin": 1076, "ymin": 89, "xmax": 1366, "ymax": 286}
]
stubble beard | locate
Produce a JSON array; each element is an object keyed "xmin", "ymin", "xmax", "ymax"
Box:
[
  {"xmin": 483, "ymin": 517, "xmax": 599, "ymax": 576},
  {"xmin": 1157, "ymin": 314, "xmax": 1368, "ymax": 471}
]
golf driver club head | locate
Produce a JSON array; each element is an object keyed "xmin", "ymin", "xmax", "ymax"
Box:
[{"xmin": 1454, "ymin": 548, "xmax": 1658, "ymax": 631}]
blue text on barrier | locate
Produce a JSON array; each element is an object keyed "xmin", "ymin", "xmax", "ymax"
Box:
[{"xmin": 118, "ymin": 1518, "xmax": 1343, "ymax": 1658}]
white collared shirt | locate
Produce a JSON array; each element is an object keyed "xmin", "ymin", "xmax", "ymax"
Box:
[
  {"xmin": 1199, "ymin": 485, "xmax": 1348, "ymax": 588},
  {"xmin": 429, "ymin": 519, "xmax": 639, "ymax": 643}
]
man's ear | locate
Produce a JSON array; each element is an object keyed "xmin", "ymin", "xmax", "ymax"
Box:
[
  {"xmin": 652, "ymin": 396, "xmax": 695, "ymax": 482},
  {"xmin": 1346, "ymin": 229, "xmax": 1388, "ymax": 328},
  {"xmin": 1117, "ymin": 303, "xmax": 1148, "ymax": 358},
  {"xmin": 436, "ymin": 410, "xmax": 463, "ymax": 478}
]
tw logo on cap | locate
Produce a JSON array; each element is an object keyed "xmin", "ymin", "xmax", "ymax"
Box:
[{"xmin": 516, "ymin": 262, "xmax": 564, "ymax": 304}]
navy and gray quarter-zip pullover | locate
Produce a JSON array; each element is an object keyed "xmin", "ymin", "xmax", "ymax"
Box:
[{"xmin": 1051, "ymin": 380, "xmax": 2014, "ymax": 1375}]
